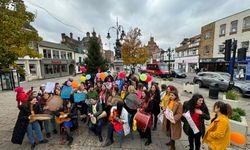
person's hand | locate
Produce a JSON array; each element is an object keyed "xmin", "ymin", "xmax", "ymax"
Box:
[{"xmin": 195, "ymin": 109, "xmax": 203, "ymax": 115}]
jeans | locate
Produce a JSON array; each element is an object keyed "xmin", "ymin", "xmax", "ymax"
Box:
[
  {"xmin": 44, "ymin": 115, "xmax": 56, "ymax": 133},
  {"xmin": 106, "ymin": 122, "xmax": 124, "ymax": 142},
  {"xmin": 88, "ymin": 120, "xmax": 103, "ymax": 136},
  {"xmin": 27, "ymin": 121, "xmax": 43, "ymax": 144}
]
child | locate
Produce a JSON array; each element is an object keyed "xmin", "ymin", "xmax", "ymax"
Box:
[{"xmin": 15, "ymin": 86, "xmax": 33, "ymax": 109}]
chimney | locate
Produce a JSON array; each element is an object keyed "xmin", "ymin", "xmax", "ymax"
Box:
[
  {"xmin": 61, "ymin": 33, "xmax": 66, "ymax": 42},
  {"xmin": 78, "ymin": 37, "xmax": 80, "ymax": 41},
  {"xmin": 86, "ymin": 32, "xmax": 90, "ymax": 37},
  {"xmin": 70, "ymin": 32, "xmax": 73, "ymax": 38}
]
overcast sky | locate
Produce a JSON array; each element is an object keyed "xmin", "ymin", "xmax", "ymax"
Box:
[{"xmin": 23, "ymin": 0, "xmax": 250, "ymax": 51}]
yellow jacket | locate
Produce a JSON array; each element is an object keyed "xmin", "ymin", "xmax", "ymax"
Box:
[
  {"xmin": 203, "ymin": 114, "xmax": 230, "ymax": 150},
  {"xmin": 161, "ymin": 94, "xmax": 169, "ymax": 108}
]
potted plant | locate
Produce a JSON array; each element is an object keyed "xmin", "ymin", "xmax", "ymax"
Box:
[
  {"xmin": 229, "ymin": 108, "xmax": 248, "ymax": 148},
  {"xmin": 223, "ymin": 90, "xmax": 240, "ymax": 107},
  {"xmin": 183, "ymin": 82, "xmax": 199, "ymax": 94}
]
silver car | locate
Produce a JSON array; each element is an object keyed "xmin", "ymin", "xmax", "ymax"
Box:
[{"xmin": 193, "ymin": 72, "xmax": 250, "ymax": 97}]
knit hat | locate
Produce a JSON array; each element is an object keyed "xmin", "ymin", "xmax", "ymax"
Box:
[{"xmin": 15, "ymin": 86, "xmax": 24, "ymax": 93}]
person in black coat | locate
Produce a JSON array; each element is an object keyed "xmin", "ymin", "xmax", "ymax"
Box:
[
  {"xmin": 11, "ymin": 95, "xmax": 48, "ymax": 149},
  {"xmin": 87, "ymin": 98, "xmax": 104, "ymax": 142},
  {"xmin": 149, "ymin": 83, "xmax": 161, "ymax": 131},
  {"xmin": 138, "ymin": 90, "xmax": 154, "ymax": 146}
]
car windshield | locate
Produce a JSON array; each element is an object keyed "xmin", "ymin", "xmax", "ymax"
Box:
[
  {"xmin": 220, "ymin": 73, "xmax": 238, "ymax": 80},
  {"xmin": 159, "ymin": 64, "xmax": 168, "ymax": 70},
  {"xmin": 174, "ymin": 69, "xmax": 183, "ymax": 73}
]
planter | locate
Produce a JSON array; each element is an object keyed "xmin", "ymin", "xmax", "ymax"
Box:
[
  {"xmin": 230, "ymin": 116, "xmax": 248, "ymax": 148},
  {"xmin": 222, "ymin": 94, "xmax": 239, "ymax": 108},
  {"xmin": 183, "ymin": 83, "xmax": 199, "ymax": 94}
]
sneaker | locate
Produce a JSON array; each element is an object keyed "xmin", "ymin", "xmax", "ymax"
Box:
[
  {"xmin": 98, "ymin": 136, "xmax": 103, "ymax": 142},
  {"xmin": 145, "ymin": 140, "xmax": 152, "ymax": 146},
  {"xmin": 39, "ymin": 139, "xmax": 48, "ymax": 144},
  {"xmin": 53, "ymin": 129, "xmax": 57, "ymax": 134},
  {"xmin": 152, "ymin": 127, "xmax": 157, "ymax": 131},
  {"xmin": 68, "ymin": 136, "xmax": 73, "ymax": 146},
  {"xmin": 46, "ymin": 132, "xmax": 51, "ymax": 138},
  {"xmin": 103, "ymin": 140, "xmax": 113, "ymax": 147},
  {"xmin": 31, "ymin": 143, "xmax": 36, "ymax": 149}
]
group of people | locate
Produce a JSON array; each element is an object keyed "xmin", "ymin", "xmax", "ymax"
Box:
[{"xmin": 11, "ymin": 71, "xmax": 232, "ymax": 150}]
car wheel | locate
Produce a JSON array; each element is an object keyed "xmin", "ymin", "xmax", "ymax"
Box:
[
  {"xmin": 196, "ymin": 81, "xmax": 203, "ymax": 88},
  {"xmin": 231, "ymin": 87, "xmax": 242, "ymax": 94}
]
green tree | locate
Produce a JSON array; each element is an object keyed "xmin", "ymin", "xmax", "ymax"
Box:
[
  {"xmin": 0, "ymin": 0, "xmax": 41, "ymax": 69},
  {"xmin": 85, "ymin": 34, "xmax": 108, "ymax": 75},
  {"xmin": 121, "ymin": 28, "xmax": 148, "ymax": 66}
]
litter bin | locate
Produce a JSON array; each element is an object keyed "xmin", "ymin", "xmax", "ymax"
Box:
[{"xmin": 209, "ymin": 83, "xmax": 219, "ymax": 99}]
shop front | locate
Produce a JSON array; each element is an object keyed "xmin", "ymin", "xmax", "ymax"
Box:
[{"xmin": 40, "ymin": 59, "xmax": 75, "ymax": 79}]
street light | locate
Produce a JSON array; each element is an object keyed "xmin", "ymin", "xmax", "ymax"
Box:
[{"xmin": 106, "ymin": 18, "xmax": 126, "ymax": 59}]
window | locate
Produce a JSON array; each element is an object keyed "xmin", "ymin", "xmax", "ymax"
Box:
[
  {"xmin": 187, "ymin": 50, "xmax": 189, "ymax": 56},
  {"xmin": 205, "ymin": 46, "xmax": 209, "ymax": 54},
  {"xmin": 243, "ymin": 16, "xmax": 250, "ymax": 29},
  {"xmin": 192, "ymin": 49, "xmax": 197, "ymax": 55},
  {"xmin": 61, "ymin": 65, "xmax": 68, "ymax": 72},
  {"xmin": 53, "ymin": 50, "xmax": 60, "ymax": 59},
  {"xmin": 29, "ymin": 64, "xmax": 36, "ymax": 75},
  {"xmin": 44, "ymin": 64, "xmax": 53, "ymax": 74},
  {"xmin": 220, "ymin": 24, "xmax": 226, "ymax": 36},
  {"xmin": 67, "ymin": 52, "xmax": 72, "ymax": 59},
  {"xmin": 43, "ymin": 49, "xmax": 51, "ymax": 58},
  {"xmin": 61, "ymin": 51, "xmax": 67, "ymax": 59},
  {"xmin": 79, "ymin": 57, "xmax": 82, "ymax": 63},
  {"xmin": 218, "ymin": 45, "xmax": 224, "ymax": 53},
  {"xmin": 242, "ymin": 41, "xmax": 249, "ymax": 49},
  {"xmin": 230, "ymin": 20, "xmax": 238, "ymax": 33},
  {"xmin": 181, "ymin": 51, "xmax": 184, "ymax": 57},
  {"xmin": 204, "ymin": 32, "xmax": 211, "ymax": 39},
  {"xmin": 53, "ymin": 65, "xmax": 60, "ymax": 73}
]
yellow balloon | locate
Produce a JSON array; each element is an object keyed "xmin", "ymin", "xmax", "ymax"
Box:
[{"xmin": 80, "ymin": 76, "xmax": 86, "ymax": 82}]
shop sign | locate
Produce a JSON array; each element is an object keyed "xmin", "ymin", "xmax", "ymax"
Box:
[{"xmin": 51, "ymin": 60, "xmax": 61, "ymax": 64}]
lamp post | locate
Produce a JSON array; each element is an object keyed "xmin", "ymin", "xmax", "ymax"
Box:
[{"xmin": 106, "ymin": 18, "xmax": 126, "ymax": 60}]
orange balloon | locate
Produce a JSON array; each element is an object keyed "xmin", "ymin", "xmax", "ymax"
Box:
[
  {"xmin": 100, "ymin": 72, "xmax": 106, "ymax": 80},
  {"xmin": 71, "ymin": 81, "xmax": 79, "ymax": 89},
  {"xmin": 230, "ymin": 132, "xmax": 246, "ymax": 145}
]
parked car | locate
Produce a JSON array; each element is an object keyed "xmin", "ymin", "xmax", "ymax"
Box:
[
  {"xmin": 171, "ymin": 69, "xmax": 187, "ymax": 78},
  {"xmin": 193, "ymin": 72, "xmax": 250, "ymax": 97}
]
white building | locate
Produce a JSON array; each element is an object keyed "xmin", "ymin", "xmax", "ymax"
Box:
[
  {"xmin": 213, "ymin": 9, "xmax": 250, "ymax": 58},
  {"xmin": 175, "ymin": 35, "xmax": 200, "ymax": 73}
]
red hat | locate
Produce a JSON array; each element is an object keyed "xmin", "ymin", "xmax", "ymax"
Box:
[{"xmin": 15, "ymin": 86, "xmax": 24, "ymax": 93}]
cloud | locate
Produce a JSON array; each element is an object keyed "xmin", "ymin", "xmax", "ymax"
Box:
[{"xmin": 24, "ymin": 0, "xmax": 250, "ymax": 50}]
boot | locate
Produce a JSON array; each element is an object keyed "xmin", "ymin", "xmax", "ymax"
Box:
[{"xmin": 67, "ymin": 136, "xmax": 73, "ymax": 146}]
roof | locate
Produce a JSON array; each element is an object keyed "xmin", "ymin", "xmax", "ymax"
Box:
[{"xmin": 39, "ymin": 41, "xmax": 74, "ymax": 51}]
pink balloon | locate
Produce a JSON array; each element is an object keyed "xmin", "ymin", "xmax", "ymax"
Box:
[{"xmin": 96, "ymin": 73, "xmax": 100, "ymax": 78}]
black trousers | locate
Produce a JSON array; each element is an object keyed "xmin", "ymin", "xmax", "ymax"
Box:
[
  {"xmin": 188, "ymin": 130, "xmax": 201, "ymax": 150},
  {"xmin": 138, "ymin": 127, "xmax": 152, "ymax": 142}
]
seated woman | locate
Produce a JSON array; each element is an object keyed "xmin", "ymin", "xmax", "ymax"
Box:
[
  {"xmin": 55, "ymin": 101, "xmax": 78, "ymax": 146},
  {"xmin": 11, "ymin": 95, "xmax": 48, "ymax": 149},
  {"xmin": 103, "ymin": 101, "xmax": 130, "ymax": 147},
  {"xmin": 87, "ymin": 97, "xmax": 103, "ymax": 142}
]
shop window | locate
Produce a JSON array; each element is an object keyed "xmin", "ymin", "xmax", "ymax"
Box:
[
  {"xmin": 61, "ymin": 65, "xmax": 68, "ymax": 72},
  {"xmin": 43, "ymin": 49, "xmax": 51, "ymax": 58},
  {"xmin": 29, "ymin": 64, "xmax": 36, "ymax": 75},
  {"xmin": 44, "ymin": 64, "xmax": 53, "ymax": 74}
]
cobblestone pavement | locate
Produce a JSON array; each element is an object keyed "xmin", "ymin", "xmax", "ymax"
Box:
[
  {"xmin": 0, "ymin": 75, "xmax": 185, "ymax": 150},
  {"xmin": 0, "ymin": 74, "xmax": 249, "ymax": 150}
]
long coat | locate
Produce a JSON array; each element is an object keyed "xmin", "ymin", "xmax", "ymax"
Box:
[
  {"xmin": 11, "ymin": 104, "xmax": 40, "ymax": 144},
  {"xmin": 182, "ymin": 101, "xmax": 210, "ymax": 137},
  {"xmin": 151, "ymin": 92, "xmax": 161, "ymax": 115},
  {"xmin": 162, "ymin": 99, "xmax": 183, "ymax": 140},
  {"xmin": 202, "ymin": 114, "xmax": 230, "ymax": 150}
]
